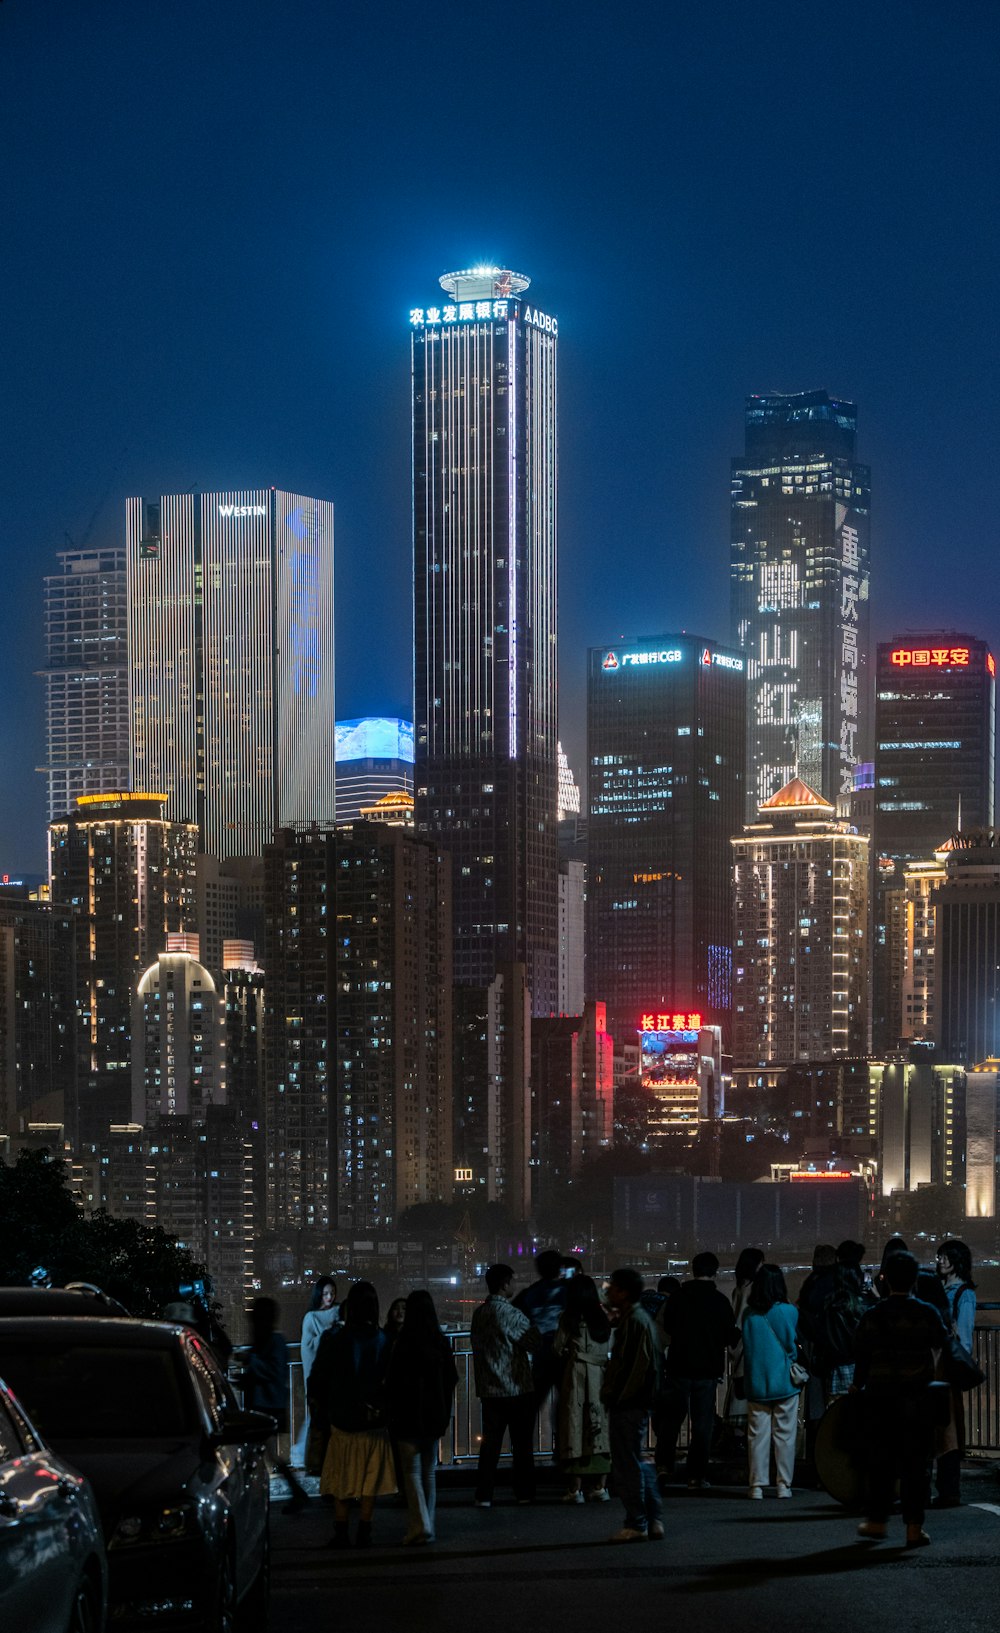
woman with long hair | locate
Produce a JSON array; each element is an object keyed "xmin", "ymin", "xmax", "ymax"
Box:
[
  {"xmin": 385, "ymin": 1290, "xmax": 458, "ymax": 1545},
  {"xmin": 308, "ymin": 1281, "xmax": 396, "ymax": 1547},
  {"xmin": 726, "ymin": 1247, "xmax": 765, "ymax": 1435},
  {"xmin": 552, "ymin": 1273, "xmax": 612, "ymax": 1503},
  {"xmin": 741, "ymin": 1265, "xmax": 800, "ymax": 1500},
  {"xmin": 295, "ymin": 1276, "xmax": 339, "ymax": 1471},
  {"xmin": 934, "ymin": 1238, "xmax": 977, "ymax": 1508}
]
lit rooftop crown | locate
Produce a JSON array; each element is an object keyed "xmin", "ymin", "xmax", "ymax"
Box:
[{"xmin": 439, "ymin": 266, "xmax": 531, "ymax": 303}]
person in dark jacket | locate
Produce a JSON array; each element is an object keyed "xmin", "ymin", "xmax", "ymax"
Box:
[
  {"xmin": 853, "ymin": 1250, "xmax": 950, "ymax": 1548},
  {"xmin": 385, "ymin": 1290, "xmax": 458, "ymax": 1545},
  {"xmin": 513, "ymin": 1248, "xmax": 567, "ymax": 1411},
  {"xmin": 601, "ymin": 1267, "xmax": 663, "ymax": 1542},
  {"xmin": 308, "ymin": 1281, "xmax": 396, "ymax": 1547},
  {"xmin": 245, "ymin": 1298, "xmax": 308, "ymax": 1513},
  {"xmin": 656, "ymin": 1252, "xmax": 740, "ymax": 1488}
]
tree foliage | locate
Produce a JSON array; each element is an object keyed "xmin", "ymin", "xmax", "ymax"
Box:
[{"xmin": 0, "ymin": 1149, "xmax": 208, "ymax": 1318}]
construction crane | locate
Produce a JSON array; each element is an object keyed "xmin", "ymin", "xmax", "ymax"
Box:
[{"xmin": 63, "ymin": 445, "xmax": 129, "ymax": 550}]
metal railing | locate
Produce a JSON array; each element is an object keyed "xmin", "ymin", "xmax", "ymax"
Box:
[{"xmin": 265, "ymin": 1322, "xmax": 1000, "ymax": 1466}]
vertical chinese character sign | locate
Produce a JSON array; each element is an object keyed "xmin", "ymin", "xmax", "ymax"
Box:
[{"xmin": 838, "ymin": 505, "xmax": 862, "ymax": 796}]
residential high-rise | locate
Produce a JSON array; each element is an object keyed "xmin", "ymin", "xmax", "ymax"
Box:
[
  {"xmin": 872, "ymin": 635, "xmax": 996, "ymax": 1048},
  {"xmin": 412, "ymin": 267, "xmax": 559, "ymax": 1014},
  {"xmin": 531, "ymin": 1000, "xmax": 613, "ymax": 1206},
  {"xmin": 0, "ymin": 895, "xmax": 76, "ymax": 1140},
  {"xmin": 731, "ymin": 390, "xmax": 871, "ymax": 815},
  {"xmin": 39, "ymin": 546, "xmax": 129, "ymax": 823},
  {"xmin": 586, "ymin": 634, "xmax": 745, "ymax": 1045},
  {"xmin": 263, "ymin": 827, "xmax": 336, "ymax": 1236},
  {"xmin": 731, "ymin": 777, "xmax": 869, "ymax": 1066},
  {"xmin": 333, "ymin": 823, "xmax": 453, "ymax": 1231},
  {"xmin": 126, "ymin": 490, "xmax": 335, "ymax": 859},
  {"xmin": 132, "ymin": 941, "xmax": 225, "ymax": 1127},
  {"xmin": 264, "ymin": 822, "xmax": 454, "ymax": 1237},
  {"xmin": 49, "ymin": 792, "xmax": 198, "ymax": 1143},
  {"xmin": 451, "ymin": 963, "xmax": 532, "ymax": 1219},
  {"xmin": 934, "ymin": 830, "xmax": 1000, "ymax": 1064},
  {"xmin": 334, "ymin": 718, "xmax": 414, "ymax": 825}
]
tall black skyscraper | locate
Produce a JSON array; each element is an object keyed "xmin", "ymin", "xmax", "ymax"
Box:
[
  {"xmin": 872, "ymin": 632, "xmax": 996, "ymax": 1050},
  {"xmin": 586, "ymin": 634, "xmax": 745, "ymax": 1047},
  {"xmin": 731, "ymin": 390, "xmax": 871, "ymax": 816},
  {"xmin": 411, "ymin": 266, "xmax": 558, "ymax": 1013}
]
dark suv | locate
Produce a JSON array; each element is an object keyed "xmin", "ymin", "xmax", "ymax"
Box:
[{"xmin": 0, "ymin": 1315, "xmax": 273, "ymax": 1631}]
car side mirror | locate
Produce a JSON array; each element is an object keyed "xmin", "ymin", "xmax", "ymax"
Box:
[{"xmin": 208, "ymin": 1409, "xmax": 276, "ymax": 1447}]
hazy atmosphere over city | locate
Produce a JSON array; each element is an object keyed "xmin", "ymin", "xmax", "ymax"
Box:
[{"xmin": 2, "ymin": 0, "xmax": 999, "ymax": 868}]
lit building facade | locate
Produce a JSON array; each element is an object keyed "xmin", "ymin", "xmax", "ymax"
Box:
[
  {"xmin": 49, "ymin": 793, "xmax": 198, "ymax": 1144},
  {"xmin": 874, "ymin": 1056, "xmax": 964, "ymax": 1199},
  {"xmin": 333, "ymin": 823, "xmax": 453, "ymax": 1231},
  {"xmin": 873, "ymin": 635, "xmax": 995, "ymax": 1049},
  {"xmin": 531, "ymin": 1001, "xmax": 613, "ymax": 1204},
  {"xmin": 335, "ymin": 718, "xmax": 414, "ymax": 825},
  {"xmin": 732, "ymin": 778, "xmax": 869, "ymax": 1066},
  {"xmin": 934, "ymin": 830, "xmax": 1000, "ymax": 1064},
  {"xmin": 586, "ymin": 634, "xmax": 745, "ymax": 1045},
  {"xmin": 39, "ymin": 546, "xmax": 129, "ymax": 823},
  {"xmin": 452, "ymin": 963, "xmax": 532, "ymax": 1218},
  {"xmin": 0, "ymin": 896, "xmax": 76, "ymax": 1140},
  {"xmin": 126, "ymin": 490, "xmax": 335, "ymax": 859},
  {"xmin": 730, "ymin": 390, "xmax": 871, "ymax": 816},
  {"xmin": 263, "ymin": 827, "xmax": 336, "ymax": 1235},
  {"xmin": 132, "ymin": 944, "xmax": 225, "ymax": 1126},
  {"xmin": 965, "ymin": 1060, "xmax": 998, "ymax": 1219},
  {"xmin": 412, "ymin": 267, "xmax": 559, "ymax": 1014}
]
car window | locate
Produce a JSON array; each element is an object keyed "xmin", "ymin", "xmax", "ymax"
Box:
[
  {"xmin": 0, "ymin": 1389, "xmax": 39, "ymax": 1454},
  {"xmin": 0, "ymin": 1341, "xmax": 197, "ymax": 1440},
  {"xmin": 185, "ymin": 1337, "xmax": 229, "ymax": 1430},
  {"xmin": 0, "ymin": 1394, "xmax": 24, "ymax": 1460}
]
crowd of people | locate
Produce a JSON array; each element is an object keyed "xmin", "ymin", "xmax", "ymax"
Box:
[{"xmin": 240, "ymin": 1236, "xmax": 982, "ymax": 1549}]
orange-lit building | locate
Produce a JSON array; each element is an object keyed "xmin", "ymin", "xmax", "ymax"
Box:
[{"xmin": 732, "ymin": 777, "xmax": 869, "ymax": 1067}]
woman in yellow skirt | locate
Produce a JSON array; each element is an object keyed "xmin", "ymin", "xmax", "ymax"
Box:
[{"xmin": 309, "ymin": 1280, "xmax": 396, "ymax": 1546}]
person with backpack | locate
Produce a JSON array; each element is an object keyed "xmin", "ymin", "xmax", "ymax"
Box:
[
  {"xmin": 933, "ymin": 1238, "xmax": 977, "ymax": 1509},
  {"xmin": 853, "ymin": 1250, "xmax": 950, "ymax": 1548}
]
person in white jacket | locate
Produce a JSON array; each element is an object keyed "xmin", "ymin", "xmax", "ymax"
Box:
[{"xmin": 292, "ymin": 1276, "xmax": 340, "ymax": 1467}]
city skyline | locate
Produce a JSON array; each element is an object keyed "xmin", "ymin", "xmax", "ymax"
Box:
[{"xmin": 3, "ymin": 3, "xmax": 1000, "ymax": 869}]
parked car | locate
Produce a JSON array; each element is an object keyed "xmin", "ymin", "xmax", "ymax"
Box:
[
  {"xmin": 0, "ymin": 1287, "xmax": 127, "ymax": 1319},
  {"xmin": 0, "ymin": 1316, "xmax": 274, "ymax": 1632},
  {"xmin": 0, "ymin": 1374, "xmax": 108, "ymax": 1633}
]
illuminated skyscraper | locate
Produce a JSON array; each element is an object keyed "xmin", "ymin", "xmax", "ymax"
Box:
[
  {"xmin": 49, "ymin": 792, "xmax": 198, "ymax": 1143},
  {"xmin": 732, "ymin": 778, "xmax": 869, "ymax": 1066},
  {"xmin": 872, "ymin": 634, "xmax": 995, "ymax": 1049},
  {"xmin": 40, "ymin": 546, "xmax": 129, "ymax": 822},
  {"xmin": 586, "ymin": 634, "xmax": 745, "ymax": 1046},
  {"xmin": 126, "ymin": 489, "xmax": 335, "ymax": 859},
  {"xmin": 731, "ymin": 391, "xmax": 871, "ymax": 816},
  {"xmin": 334, "ymin": 717, "xmax": 414, "ymax": 825},
  {"xmin": 411, "ymin": 267, "xmax": 558, "ymax": 1013}
]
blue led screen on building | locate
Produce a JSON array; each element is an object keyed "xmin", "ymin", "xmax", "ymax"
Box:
[{"xmin": 335, "ymin": 718, "xmax": 415, "ymax": 764}]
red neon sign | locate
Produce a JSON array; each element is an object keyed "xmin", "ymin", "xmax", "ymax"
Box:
[
  {"xmin": 890, "ymin": 645, "xmax": 969, "ymax": 668},
  {"xmin": 640, "ymin": 1011, "xmax": 703, "ymax": 1032}
]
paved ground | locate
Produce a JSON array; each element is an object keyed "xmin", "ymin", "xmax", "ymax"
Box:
[{"xmin": 270, "ymin": 1466, "xmax": 1000, "ymax": 1633}]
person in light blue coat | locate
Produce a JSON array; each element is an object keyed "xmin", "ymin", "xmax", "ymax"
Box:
[{"xmin": 741, "ymin": 1265, "xmax": 799, "ymax": 1500}]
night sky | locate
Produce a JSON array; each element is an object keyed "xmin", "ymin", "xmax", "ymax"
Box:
[{"xmin": 2, "ymin": 1, "xmax": 998, "ymax": 871}]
